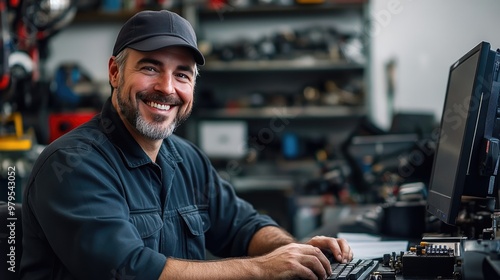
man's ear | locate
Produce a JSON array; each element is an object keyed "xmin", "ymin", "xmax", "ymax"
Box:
[{"xmin": 108, "ymin": 56, "xmax": 119, "ymax": 89}]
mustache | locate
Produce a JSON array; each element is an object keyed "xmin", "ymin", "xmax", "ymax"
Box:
[{"xmin": 137, "ymin": 91, "xmax": 183, "ymax": 106}]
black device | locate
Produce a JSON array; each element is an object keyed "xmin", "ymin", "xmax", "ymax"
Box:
[
  {"xmin": 426, "ymin": 41, "xmax": 500, "ymax": 226},
  {"xmin": 402, "ymin": 242, "xmax": 456, "ymax": 279}
]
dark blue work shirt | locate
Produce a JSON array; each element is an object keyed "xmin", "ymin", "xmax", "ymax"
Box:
[{"xmin": 20, "ymin": 98, "xmax": 278, "ymax": 280}]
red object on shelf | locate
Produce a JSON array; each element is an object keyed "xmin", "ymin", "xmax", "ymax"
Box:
[
  {"xmin": 48, "ymin": 112, "xmax": 97, "ymax": 143},
  {"xmin": 207, "ymin": 0, "xmax": 227, "ymax": 10}
]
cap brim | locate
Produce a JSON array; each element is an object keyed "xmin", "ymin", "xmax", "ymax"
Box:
[{"xmin": 128, "ymin": 36, "xmax": 205, "ymax": 66}]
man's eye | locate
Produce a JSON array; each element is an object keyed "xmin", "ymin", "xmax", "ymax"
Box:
[
  {"xmin": 178, "ymin": 72, "xmax": 194, "ymax": 81},
  {"xmin": 142, "ymin": 66, "xmax": 157, "ymax": 72}
]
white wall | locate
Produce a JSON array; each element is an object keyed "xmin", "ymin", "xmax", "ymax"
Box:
[
  {"xmin": 369, "ymin": 0, "xmax": 500, "ymax": 128},
  {"xmin": 45, "ymin": 23, "xmax": 122, "ymax": 82}
]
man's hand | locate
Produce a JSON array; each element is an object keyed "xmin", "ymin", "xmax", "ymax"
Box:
[
  {"xmin": 246, "ymin": 227, "xmax": 353, "ymax": 279},
  {"xmin": 305, "ymin": 235, "xmax": 353, "ymax": 264},
  {"xmin": 161, "ymin": 243, "xmax": 333, "ymax": 280},
  {"xmin": 160, "ymin": 228, "xmax": 354, "ymax": 280},
  {"xmin": 251, "ymin": 242, "xmax": 332, "ymax": 280}
]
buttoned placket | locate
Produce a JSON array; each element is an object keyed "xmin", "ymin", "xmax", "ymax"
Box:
[{"xmin": 156, "ymin": 146, "xmax": 177, "ymax": 255}]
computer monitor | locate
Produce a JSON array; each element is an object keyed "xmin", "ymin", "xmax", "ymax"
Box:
[{"xmin": 426, "ymin": 41, "xmax": 500, "ymax": 226}]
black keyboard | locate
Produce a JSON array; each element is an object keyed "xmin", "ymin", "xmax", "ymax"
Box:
[{"xmin": 327, "ymin": 258, "xmax": 379, "ymax": 280}]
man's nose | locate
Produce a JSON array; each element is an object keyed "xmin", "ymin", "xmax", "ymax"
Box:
[{"xmin": 154, "ymin": 74, "xmax": 175, "ymax": 94}]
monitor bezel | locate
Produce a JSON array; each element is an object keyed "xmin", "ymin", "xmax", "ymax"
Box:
[{"xmin": 426, "ymin": 41, "xmax": 496, "ymax": 225}]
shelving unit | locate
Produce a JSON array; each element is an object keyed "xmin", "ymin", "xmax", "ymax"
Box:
[
  {"xmin": 200, "ymin": 59, "xmax": 364, "ymax": 71},
  {"xmin": 178, "ymin": 1, "xmax": 370, "ymax": 165},
  {"xmin": 195, "ymin": 106, "xmax": 366, "ymax": 119}
]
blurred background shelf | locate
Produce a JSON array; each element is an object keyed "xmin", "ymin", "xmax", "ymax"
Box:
[
  {"xmin": 194, "ymin": 106, "xmax": 367, "ymax": 119},
  {"xmin": 202, "ymin": 60, "xmax": 365, "ymax": 72}
]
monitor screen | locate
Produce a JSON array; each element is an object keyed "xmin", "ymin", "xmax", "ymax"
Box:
[{"xmin": 426, "ymin": 41, "xmax": 500, "ymax": 225}]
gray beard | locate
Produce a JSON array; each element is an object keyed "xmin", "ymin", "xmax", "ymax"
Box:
[
  {"xmin": 115, "ymin": 88, "xmax": 184, "ymax": 140},
  {"xmin": 134, "ymin": 111, "xmax": 177, "ymax": 140}
]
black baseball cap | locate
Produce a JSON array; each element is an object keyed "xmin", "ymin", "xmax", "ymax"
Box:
[{"xmin": 112, "ymin": 10, "xmax": 205, "ymax": 65}]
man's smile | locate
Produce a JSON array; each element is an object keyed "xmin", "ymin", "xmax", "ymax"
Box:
[{"xmin": 146, "ymin": 101, "xmax": 172, "ymax": 111}]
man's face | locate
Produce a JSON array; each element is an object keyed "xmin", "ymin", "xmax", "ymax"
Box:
[{"xmin": 110, "ymin": 47, "xmax": 196, "ymax": 140}]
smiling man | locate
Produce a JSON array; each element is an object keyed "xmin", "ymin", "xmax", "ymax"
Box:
[
  {"xmin": 110, "ymin": 47, "xmax": 196, "ymax": 160},
  {"xmin": 20, "ymin": 10, "xmax": 353, "ymax": 280}
]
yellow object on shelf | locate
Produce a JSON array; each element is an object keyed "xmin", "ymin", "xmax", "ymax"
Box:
[{"xmin": 0, "ymin": 112, "xmax": 33, "ymax": 151}]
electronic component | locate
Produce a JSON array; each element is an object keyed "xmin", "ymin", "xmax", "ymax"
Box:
[{"xmin": 402, "ymin": 242, "xmax": 456, "ymax": 279}]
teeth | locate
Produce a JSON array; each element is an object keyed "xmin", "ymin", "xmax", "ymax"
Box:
[{"xmin": 147, "ymin": 101, "xmax": 171, "ymax": 111}]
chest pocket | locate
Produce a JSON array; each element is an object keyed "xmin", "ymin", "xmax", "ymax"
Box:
[
  {"xmin": 129, "ymin": 209, "xmax": 163, "ymax": 251},
  {"xmin": 177, "ymin": 205, "xmax": 210, "ymax": 259}
]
